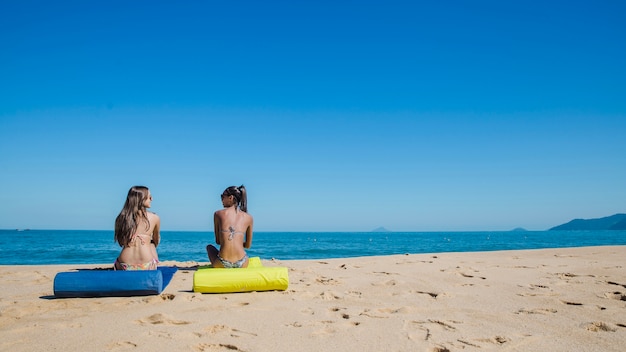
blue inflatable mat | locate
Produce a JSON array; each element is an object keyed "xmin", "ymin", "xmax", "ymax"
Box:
[{"xmin": 53, "ymin": 266, "xmax": 178, "ymax": 298}]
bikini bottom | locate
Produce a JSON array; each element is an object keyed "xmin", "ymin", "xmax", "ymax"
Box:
[
  {"xmin": 114, "ymin": 257, "xmax": 158, "ymax": 270},
  {"xmin": 216, "ymin": 254, "xmax": 248, "ymax": 268}
]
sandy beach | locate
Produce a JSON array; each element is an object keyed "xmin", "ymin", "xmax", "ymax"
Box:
[{"xmin": 1, "ymin": 246, "xmax": 624, "ymax": 351}]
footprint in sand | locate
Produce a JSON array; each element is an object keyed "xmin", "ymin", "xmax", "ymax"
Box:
[
  {"xmin": 320, "ymin": 291, "xmax": 341, "ymax": 300},
  {"xmin": 182, "ymin": 293, "xmax": 204, "ymax": 302},
  {"xmin": 301, "ymin": 307, "xmax": 315, "ymax": 315},
  {"xmin": 517, "ymin": 291, "xmax": 558, "ymax": 297},
  {"xmin": 516, "ymin": 308, "xmax": 557, "ymax": 315},
  {"xmin": 603, "ymin": 291, "xmax": 626, "ymax": 301},
  {"xmin": 560, "ymin": 300, "xmax": 583, "ymax": 306},
  {"xmin": 136, "ymin": 313, "xmax": 191, "ymax": 325},
  {"xmin": 202, "ymin": 324, "xmax": 257, "ymax": 338},
  {"xmin": 607, "ymin": 281, "xmax": 626, "ymax": 288},
  {"xmin": 329, "ymin": 307, "xmax": 357, "ymax": 321},
  {"xmin": 414, "ymin": 290, "xmax": 440, "ymax": 299},
  {"xmin": 380, "ymin": 306, "xmax": 418, "ymax": 314},
  {"xmin": 457, "ymin": 339, "xmax": 482, "ymax": 348},
  {"xmin": 359, "ymin": 308, "xmax": 388, "ymax": 319},
  {"xmin": 344, "ymin": 290, "xmax": 362, "ymax": 298},
  {"xmin": 140, "ymin": 294, "xmax": 176, "ymax": 303},
  {"xmin": 316, "ymin": 276, "xmax": 339, "ymax": 285},
  {"xmin": 427, "ymin": 319, "xmax": 459, "ymax": 331},
  {"xmin": 456, "ymin": 272, "xmax": 486, "ymax": 280},
  {"xmin": 403, "ymin": 319, "xmax": 459, "ymax": 335},
  {"xmin": 194, "ymin": 343, "xmax": 243, "ymax": 351},
  {"xmin": 428, "ymin": 346, "xmax": 451, "ymax": 352},
  {"xmin": 204, "ymin": 324, "xmax": 230, "ymax": 334},
  {"xmin": 583, "ymin": 321, "xmax": 617, "ymax": 332},
  {"xmin": 373, "ymin": 271, "xmax": 397, "ymax": 276},
  {"xmin": 310, "ymin": 320, "xmax": 338, "ymax": 336},
  {"xmin": 160, "ymin": 293, "xmax": 176, "ymax": 300},
  {"xmin": 402, "ymin": 320, "xmax": 430, "ymax": 341},
  {"xmin": 555, "ymin": 272, "xmax": 594, "ymax": 280},
  {"xmin": 476, "ymin": 336, "xmax": 509, "ymax": 345},
  {"xmin": 372, "ymin": 279, "xmax": 397, "ymax": 287},
  {"xmin": 108, "ymin": 341, "xmax": 138, "ymax": 350}
]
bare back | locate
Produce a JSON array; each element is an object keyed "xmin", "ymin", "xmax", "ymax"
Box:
[
  {"xmin": 117, "ymin": 212, "xmax": 160, "ymax": 265},
  {"xmin": 213, "ymin": 207, "xmax": 253, "ymax": 262}
]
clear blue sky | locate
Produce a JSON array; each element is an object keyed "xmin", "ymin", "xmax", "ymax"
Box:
[{"xmin": 1, "ymin": 1, "xmax": 625, "ymax": 231}]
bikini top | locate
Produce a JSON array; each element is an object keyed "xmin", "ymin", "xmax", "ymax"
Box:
[
  {"xmin": 128, "ymin": 233, "xmax": 152, "ymax": 246},
  {"xmin": 221, "ymin": 226, "xmax": 244, "ymax": 241}
]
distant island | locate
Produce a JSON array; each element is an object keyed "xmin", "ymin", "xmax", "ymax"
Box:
[
  {"xmin": 549, "ymin": 213, "xmax": 626, "ymax": 231},
  {"xmin": 371, "ymin": 227, "xmax": 390, "ymax": 232},
  {"xmin": 511, "ymin": 227, "xmax": 528, "ymax": 232}
]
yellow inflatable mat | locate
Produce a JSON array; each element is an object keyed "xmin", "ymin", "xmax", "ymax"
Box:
[{"xmin": 193, "ymin": 257, "xmax": 289, "ymax": 293}]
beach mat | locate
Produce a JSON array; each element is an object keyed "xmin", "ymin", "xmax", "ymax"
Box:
[
  {"xmin": 53, "ymin": 266, "xmax": 178, "ymax": 298},
  {"xmin": 193, "ymin": 257, "xmax": 288, "ymax": 293}
]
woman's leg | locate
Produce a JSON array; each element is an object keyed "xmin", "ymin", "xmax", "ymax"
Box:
[{"xmin": 206, "ymin": 244, "xmax": 223, "ymax": 267}]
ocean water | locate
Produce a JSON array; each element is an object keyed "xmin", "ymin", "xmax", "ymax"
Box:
[{"xmin": 0, "ymin": 229, "xmax": 625, "ymax": 265}]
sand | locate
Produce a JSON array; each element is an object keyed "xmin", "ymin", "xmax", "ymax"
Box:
[{"xmin": 1, "ymin": 246, "xmax": 625, "ymax": 352}]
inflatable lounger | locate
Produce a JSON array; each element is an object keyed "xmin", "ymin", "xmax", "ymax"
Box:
[
  {"xmin": 193, "ymin": 257, "xmax": 288, "ymax": 293},
  {"xmin": 53, "ymin": 266, "xmax": 178, "ymax": 298}
]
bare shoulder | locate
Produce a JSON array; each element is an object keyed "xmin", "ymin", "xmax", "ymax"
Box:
[{"xmin": 148, "ymin": 211, "xmax": 160, "ymax": 221}]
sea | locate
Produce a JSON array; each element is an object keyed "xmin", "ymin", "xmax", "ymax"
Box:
[{"xmin": 1, "ymin": 229, "xmax": 625, "ymax": 265}]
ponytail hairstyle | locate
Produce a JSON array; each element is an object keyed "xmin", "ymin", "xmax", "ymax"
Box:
[
  {"xmin": 223, "ymin": 185, "xmax": 248, "ymax": 212},
  {"xmin": 114, "ymin": 186, "xmax": 151, "ymax": 246}
]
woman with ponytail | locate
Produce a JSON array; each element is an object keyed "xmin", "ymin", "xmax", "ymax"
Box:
[{"xmin": 206, "ymin": 185, "xmax": 254, "ymax": 268}]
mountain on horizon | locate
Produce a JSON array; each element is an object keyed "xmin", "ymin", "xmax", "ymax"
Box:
[
  {"xmin": 549, "ymin": 213, "xmax": 626, "ymax": 231},
  {"xmin": 371, "ymin": 227, "xmax": 390, "ymax": 232}
]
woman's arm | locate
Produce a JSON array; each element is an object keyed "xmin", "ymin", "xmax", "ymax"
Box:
[
  {"xmin": 152, "ymin": 213, "xmax": 161, "ymax": 247},
  {"xmin": 213, "ymin": 212, "xmax": 221, "ymax": 245},
  {"xmin": 244, "ymin": 216, "xmax": 253, "ymax": 249}
]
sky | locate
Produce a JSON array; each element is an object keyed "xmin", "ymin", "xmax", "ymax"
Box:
[{"xmin": 1, "ymin": 1, "xmax": 625, "ymax": 232}]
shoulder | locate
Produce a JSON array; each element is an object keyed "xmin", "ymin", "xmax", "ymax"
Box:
[{"xmin": 148, "ymin": 211, "xmax": 160, "ymax": 221}]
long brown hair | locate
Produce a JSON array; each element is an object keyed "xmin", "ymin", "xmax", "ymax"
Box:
[
  {"xmin": 114, "ymin": 186, "xmax": 150, "ymax": 246},
  {"xmin": 223, "ymin": 185, "xmax": 248, "ymax": 212}
]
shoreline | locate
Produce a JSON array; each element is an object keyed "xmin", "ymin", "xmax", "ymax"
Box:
[{"xmin": 1, "ymin": 246, "xmax": 625, "ymax": 351}]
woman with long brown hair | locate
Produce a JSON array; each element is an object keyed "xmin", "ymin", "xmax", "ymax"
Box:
[{"xmin": 114, "ymin": 186, "xmax": 160, "ymax": 270}]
